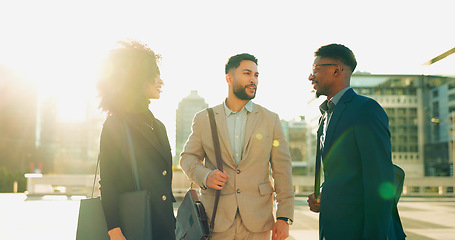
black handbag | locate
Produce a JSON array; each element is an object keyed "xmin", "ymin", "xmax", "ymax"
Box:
[
  {"xmin": 76, "ymin": 197, "xmax": 109, "ymax": 240},
  {"xmin": 175, "ymin": 108, "xmax": 223, "ymax": 240},
  {"xmin": 175, "ymin": 188, "xmax": 211, "ymax": 240},
  {"xmin": 76, "ymin": 121, "xmax": 151, "ymax": 240},
  {"xmin": 76, "ymin": 143, "xmax": 109, "ymax": 240}
]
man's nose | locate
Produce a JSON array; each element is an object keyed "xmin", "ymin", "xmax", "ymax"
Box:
[{"xmin": 308, "ymin": 74, "xmax": 314, "ymax": 80}]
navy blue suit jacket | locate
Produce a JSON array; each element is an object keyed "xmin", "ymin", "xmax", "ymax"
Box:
[{"xmin": 318, "ymin": 88, "xmax": 406, "ymax": 239}]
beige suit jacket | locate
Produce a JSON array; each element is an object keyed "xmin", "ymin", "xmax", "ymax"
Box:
[{"xmin": 180, "ymin": 102, "xmax": 294, "ymax": 233}]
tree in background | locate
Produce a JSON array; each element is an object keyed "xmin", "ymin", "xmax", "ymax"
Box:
[{"xmin": 0, "ymin": 167, "xmax": 26, "ymax": 193}]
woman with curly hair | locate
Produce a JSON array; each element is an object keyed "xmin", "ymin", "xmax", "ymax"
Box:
[{"xmin": 97, "ymin": 40, "xmax": 175, "ymax": 240}]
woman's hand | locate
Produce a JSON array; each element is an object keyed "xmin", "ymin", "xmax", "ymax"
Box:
[{"xmin": 108, "ymin": 227, "xmax": 127, "ymax": 240}]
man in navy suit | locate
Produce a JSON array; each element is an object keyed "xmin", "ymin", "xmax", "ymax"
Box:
[{"xmin": 307, "ymin": 44, "xmax": 406, "ymax": 240}]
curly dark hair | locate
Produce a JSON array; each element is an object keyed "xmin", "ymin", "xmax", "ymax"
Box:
[
  {"xmin": 315, "ymin": 44, "xmax": 357, "ymax": 72},
  {"xmin": 97, "ymin": 40, "xmax": 161, "ymax": 115},
  {"xmin": 225, "ymin": 53, "xmax": 258, "ymax": 74}
]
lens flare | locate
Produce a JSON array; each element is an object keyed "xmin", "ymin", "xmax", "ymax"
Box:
[
  {"xmin": 379, "ymin": 182, "xmax": 396, "ymax": 200},
  {"xmin": 273, "ymin": 140, "xmax": 280, "ymax": 147},
  {"xmin": 256, "ymin": 133, "xmax": 263, "ymax": 140}
]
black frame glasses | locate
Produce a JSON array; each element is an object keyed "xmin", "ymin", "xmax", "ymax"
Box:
[{"xmin": 311, "ymin": 64, "xmax": 340, "ymax": 75}]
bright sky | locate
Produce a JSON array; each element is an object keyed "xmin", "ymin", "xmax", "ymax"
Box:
[{"xmin": 1, "ymin": 0, "xmax": 454, "ymax": 150}]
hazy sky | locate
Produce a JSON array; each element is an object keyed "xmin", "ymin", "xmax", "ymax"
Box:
[{"xmin": 1, "ymin": 0, "xmax": 454, "ymax": 150}]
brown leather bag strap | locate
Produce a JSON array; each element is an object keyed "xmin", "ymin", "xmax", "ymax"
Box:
[
  {"xmin": 207, "ymin": 108, "xmax": 222, "ymax": 233},
  {"xmin": 207, "ymin": 108, "xmax": 223, "ymax": 171}
]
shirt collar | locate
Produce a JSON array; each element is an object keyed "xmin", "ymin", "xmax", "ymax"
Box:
[
  {"xmin": 223, "ymin": 100, "xmax": 253, "ymax": 116},
  {"xmin": 319, "ymin": 87, "xmax": 351, "ymax": 115},
  {"xmin": 329, "ymin": 87, "xmax": 351, "ymax": 105}
]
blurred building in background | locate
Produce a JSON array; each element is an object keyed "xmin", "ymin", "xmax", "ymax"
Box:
[
  {"xmin": 35, "ymin": 96, "xmax": 58, "ymax": 173},
  {"xmin": 304, "ymin": 73, "xmax": 455, "ymax": 178},
  {"xmin": 36, "ymin": 96, "xmax": 104, "ymax": 174},
  {"xmin": 0, "ymin": 66, "xmax": 37, "ymax": 173},
  {"xmin": 351, "ymin": 73, "xmax": 455, "ymax": 177},
  {"xmin": 174, "ymin": 90, "xmax": 208, "ymax": 166},
  {"xmin": 281, "ymin": 117, "xmax": 314, "ymax": 176},
  {"xmin": 0, "ymin": 65, "xmax": 105, "ymax": 175}
]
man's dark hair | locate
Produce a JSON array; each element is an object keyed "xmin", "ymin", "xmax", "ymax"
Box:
[
  {"xmin": 225, "ymin": 53, "xmax": 258, "ymax": 74},
  {"xmin": 315, "ymin": 44, "xmax": 357, "ymax": 72}
]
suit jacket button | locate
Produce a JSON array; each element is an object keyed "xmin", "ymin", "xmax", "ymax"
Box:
[
  {"xmin": 162, "ymin": 195, "xmax": 167, "ymax": 201},
  {"xmin": 162, "ymin": 170, "xmax": 167, "ymax": 176},
  {"xmin": 236, "ymin": 189, "xmax": 240, "ymax": 194}
]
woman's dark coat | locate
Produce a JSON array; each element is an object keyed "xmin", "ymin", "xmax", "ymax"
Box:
[{"xmin": 99, "ymin": 111, "xmax": 175, "ymax": 239}]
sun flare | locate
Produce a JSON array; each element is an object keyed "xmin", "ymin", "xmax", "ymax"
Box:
[{"xmin": 27, "ymin": 44, "xmax": 110, "ymax": 121}]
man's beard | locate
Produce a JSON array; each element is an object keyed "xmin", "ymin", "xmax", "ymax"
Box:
[{"xmin": 233, "ymin": 83, "xmax": 256, "ymax": 100}]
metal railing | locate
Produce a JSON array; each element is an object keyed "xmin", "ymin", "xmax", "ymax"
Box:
[
  {"xmin": 292, "ymin": 175, "xmax": 455, "ymax": 197},
  {"xmin": 24, "ymin": 172, "xmax": 455, "ymax": 198}
]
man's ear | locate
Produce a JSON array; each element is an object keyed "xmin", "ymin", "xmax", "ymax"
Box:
[
  {"xmin": 226, "ymin": 74, "xmax": 232, "ymax": 85},
  {"xmin": 333, "ymin": 66, "xmax": 343, "ymax": 76}
]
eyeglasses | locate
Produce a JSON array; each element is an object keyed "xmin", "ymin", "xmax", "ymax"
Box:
[{"xmin": 311, "ymin": 64, "xmax": 342, "ymax": 76}]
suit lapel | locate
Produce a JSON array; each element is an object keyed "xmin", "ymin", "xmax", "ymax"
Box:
[
  {"xmin": 241, "ymin": 104, "xmax": 260, "ymax": 160},
  {"xmin": 324, "ymin": 88, "xmax": 356, "ymax": 153},
  {"xmin": 212, "ymin": 105, "xmax": 236, "ymax": 167},
  {"xmin": 146, "ymin": 122, "xmax": 172, "ymax": 160}
]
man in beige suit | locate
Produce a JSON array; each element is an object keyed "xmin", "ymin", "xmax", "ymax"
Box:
[{"xmin": 180, "ymin": 53, "xmax": 294, "ymax": 240}]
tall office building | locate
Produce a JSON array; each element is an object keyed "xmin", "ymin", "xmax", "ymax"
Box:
[
  {"xmin": 36, "ymin": 96, "xmax": 104, "ymax": 174},
  {"xmin": 426, "ymin": 78, "xmax": 455, "ymax": 176},
  {"xmin": 0, "ymin": 66, "xmax": 37, "ymax": 173},
  {"xmin": 36, "ymin": 96, "xmax": 58, "ymax": 173},
  {"xmin": 351, "ymin": 73, "xmax": 455, "ymax": 177},
  {"xmin": 175, "ymin": 90, "xmax": 208, "ymax": 166}
]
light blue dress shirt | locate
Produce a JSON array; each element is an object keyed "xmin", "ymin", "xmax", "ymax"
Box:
[
  {"xmin": 223, "ymin": 100, "xmax": 253, "ymax": 165},
  {"xmin": 202, "ymin": 100, "xmax": 253, "ymax": 188}
]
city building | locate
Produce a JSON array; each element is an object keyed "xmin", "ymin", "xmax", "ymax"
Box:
[
  {"xmin": 426, "ymin": 79, "xmax": 455, "ymax": 176},
  {"xmin": 351, "ymin": 73, "xmax": 455, "ymax": 177},
  {"xmin": 0, "ymin": 66, "xmax": 37, "ymax": 173},
  {"xmin": 282, "ymin": 117, "xmax": 313, "ymax": 176},
  {"xmin": 174, "ymin": 90, "xmax": 208, "ymax": 166},
  {"xmin": 35, "ymin": 96, "xmax": 58, "ymax": 173},
  {"xmin": 36, "ymin": 96, "xmax": 104, "ymax": 174}
]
